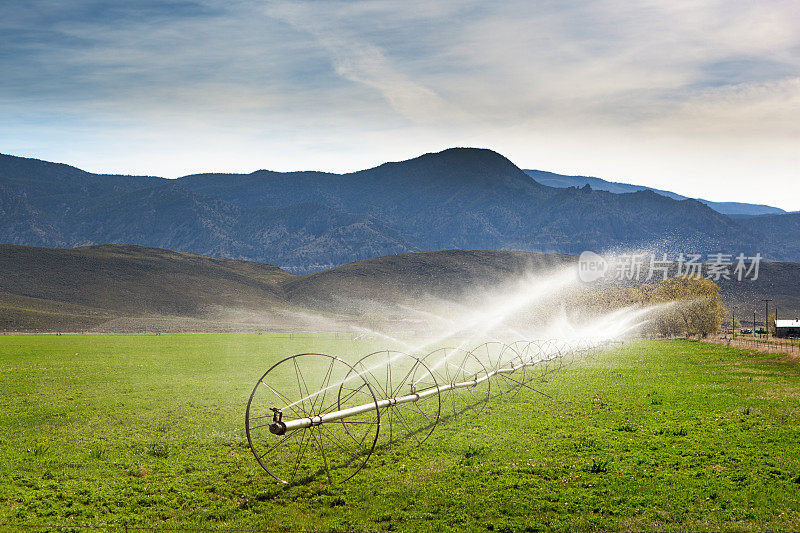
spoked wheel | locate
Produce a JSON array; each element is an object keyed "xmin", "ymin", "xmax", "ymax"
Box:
[
  {"xmin": 569, "ymin": 339, "xmax": 588, "ymax": 365},
  {"xmin": 246, "ymin": 353, "xmax": 380, "ymax": 484},
  {"xmin": 523, "ymin": 340, "xmax": 546, "ymax": 380},
  {"xmin": 550, "ymin": 339, "xmax": 568, "ymax": 372},
  {"xmin": 471, "ymin": 342, "xmax": 525, "ymax": 392},
  {"xmin": 422, "ymin": 347, "xmax": 491, "ymax": 417},
  {"xmin": 496, "ymin": 340, "xmax": 541, "ymax": 395},
  {"xmin": 470, "ymin": 341, "xmax": 519, "ymax": 373},
  {"xmin": 506, "ymin": 340, "xmax": 536, "ymax": 389},
  {"xmin": 343, "ymin": 351, "xmax": 441, "ymax": 446},
  {"xmin": 536, "ymin": 339, "xmax": 563, "ymax": 380}
]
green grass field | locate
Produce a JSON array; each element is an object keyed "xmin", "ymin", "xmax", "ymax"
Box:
[{"xmin": 1, "ymin": 335, "xmax": 800, "ymax": 531}]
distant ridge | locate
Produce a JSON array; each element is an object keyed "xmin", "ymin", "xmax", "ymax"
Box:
[{"xmin": 524, "ymin": 169, "xmax": 786, "ymax": 216}]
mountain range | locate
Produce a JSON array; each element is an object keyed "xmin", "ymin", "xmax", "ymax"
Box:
[{"xmin": 2, "ymin": 148, "xmax": 799, "ymax": 273}]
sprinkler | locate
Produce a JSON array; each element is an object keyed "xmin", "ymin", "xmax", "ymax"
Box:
[
  {"xmin": 268, "ymin": 408, "xmax": 286, "ymax": 436},
  {"xmin": 245, "ymin": 338, "xmax": 614, "ymax": 484}
]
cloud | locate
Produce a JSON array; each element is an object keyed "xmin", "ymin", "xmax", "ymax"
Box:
[
  {"xmin": 5, "ymin": 0, "xmax": 797, "ymax": 131},
  {"xmin": 437, "ymin": 1, "xmax": 800, "ymax": 126},
  {"xmin": 266, "ymin": 1, "xmax": 466, "ymax": 125},
  {"xmin": 649, "ymin": 77, "xmax": 800, "ymax": 139}
]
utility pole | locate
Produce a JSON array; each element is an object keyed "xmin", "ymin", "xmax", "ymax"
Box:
[
  {"xmin": 732, "ymin": 308, "xmax": 735, "ymax": 339},
  {"xmin": 763, "ymin": 299, "xmax": 773, "ymax": 338},
  {"xmin": 754, "ymin": 311, "xmax": 757, "ymax": 338}
]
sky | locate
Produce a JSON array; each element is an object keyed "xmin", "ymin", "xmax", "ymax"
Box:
[{"xmin": 1, "ymin": 0, "xmax": 799, "ymax": 209}]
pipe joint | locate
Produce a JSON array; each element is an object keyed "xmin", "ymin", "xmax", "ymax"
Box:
[{"xmin": 268, "ymin": 408, "xmax": 286, "ymax": 435}]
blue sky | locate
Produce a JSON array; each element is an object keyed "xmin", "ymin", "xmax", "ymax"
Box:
[{"xmin": 1, "ymin": 0, "xmax": 799, "ymax": 209}]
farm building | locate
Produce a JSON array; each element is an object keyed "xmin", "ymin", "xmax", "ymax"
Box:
[{"xmin": 775, "ymin": 319, "xmax": 800, "ymax": 338}]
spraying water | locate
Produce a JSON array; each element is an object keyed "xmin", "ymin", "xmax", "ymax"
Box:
[{"xmin": 244, "ymin": 251, "xmax": 710, "ymax": 484}]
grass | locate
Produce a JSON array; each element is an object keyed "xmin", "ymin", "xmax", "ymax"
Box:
[{"xmin": 1, "ymin": 335, "xmax": 800, "ymax": 531}]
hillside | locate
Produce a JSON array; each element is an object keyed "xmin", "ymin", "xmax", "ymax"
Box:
[
  {"xmin": 281, "ymin": 249, "xmax": 574, "ymax": 314},
  {"xmin": 715, "ymin": 261, "xmax": 800, "ymax": 324},
  {"xmin": 734, "ymin": 213, "xmax": 800, "ymax": 261},
  {"xmin": 1, "ymin": 244, "xmax": 797, "ymax": 332},
  {"xmin": 0, "ymin": 244, "xmax": 292, "ymax": 332},
  {"xmin": 0, "ymin": 244, "xmax": 575, "ymax": 331},
  {"xmin": 2, "ymin": 148, "xmax": 796, "ymax": 272}
]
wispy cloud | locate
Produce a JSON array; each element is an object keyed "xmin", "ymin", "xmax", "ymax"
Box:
[{"xmin": 266, "ymin": 1, "xmax": 466, "ymax": 124}]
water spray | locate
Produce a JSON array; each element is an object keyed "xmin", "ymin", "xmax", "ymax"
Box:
[
  {"xmin": 244, "ymin": 263, "xmax": 666, "ymax": 484},
  {"xmin": 245, "ymin": 337, "xmax": 617, "ymax": 484}
]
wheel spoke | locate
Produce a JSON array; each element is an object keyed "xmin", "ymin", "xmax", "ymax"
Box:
[
  {"xmin": 290, "ymin": 429, "xmax": 311, "ymax": 482},
  {"xmin": 326, "ymin": 381, "xmax": 368, "ymax": 413},
  {"xmin": 313, "ymin": 358, "xmax": 337, "ymax": 414},
  {"xmin": 258, "ymin": 429, "xmax": 300, "ymax": 461},
  {"xmin": 310, "ymin": 428, "xmax": 332, "ymax": 484},
  {"xmin": 293, "ymin": 358, "xmax": 310, "ymax": 415}
]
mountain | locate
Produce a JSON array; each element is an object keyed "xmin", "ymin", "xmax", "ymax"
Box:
[
  {"xmin": 0, "ymin": 155, "xmax": 165, "ymax": 247},
  {"xmin": 524, "ymin": 169, "xmax": 786, "ymax": 216},
  {"xmin": 1, "ymin": 244, "xmax": 797, "ymax": 333},
  {"xmin": 733, "ymin": 213, "xmax": 800, "ymax": 261},
  {"xmin": 715, "ymin": 260, "xmax": 800, "ymax": 325},
  {"xmin": 1, "ymin": 148, "xmax": 797, "ymax": 272}
]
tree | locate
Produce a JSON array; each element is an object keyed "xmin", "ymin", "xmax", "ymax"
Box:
[
  {"xmin": 569, "ymin": 275, "xmax": 727, "ymax": 338},
  {"xmin": 648, "ymin": 276, "xmax": 727, "ymax": 338}
]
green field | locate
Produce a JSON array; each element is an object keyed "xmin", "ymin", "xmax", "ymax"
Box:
[{"xmin": 1, "ymin": 335, "xmax": 800, "ymax": 531}]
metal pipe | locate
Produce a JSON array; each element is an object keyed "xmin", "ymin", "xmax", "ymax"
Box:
[{"xmin": 278, "ymin": 357, "xmax": 546, "ymax": 433}]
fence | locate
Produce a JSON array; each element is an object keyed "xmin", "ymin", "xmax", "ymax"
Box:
[{"xmin": 714, "ymin": 334, "xmax": 799, "ymax": 354}]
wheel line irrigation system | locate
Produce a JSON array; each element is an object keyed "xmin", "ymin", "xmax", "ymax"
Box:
[{"xmin": 245, "ymin": 338, "xmax": 620, "ymax": 484}]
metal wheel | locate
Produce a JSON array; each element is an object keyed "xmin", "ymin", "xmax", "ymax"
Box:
[
  {"xmin": 470, "ymin": 342, "xmax": 524, "ymax": 392},
  {"xmin": 509, "ymin": 340, "xmax": 532, "ymax": 363},
  {"xmin": 501, "ymin": 340, "xmax": 537, "ymax": 394},
  {"xmin": 246, "ymin": 353, "xmax": 380, "ymax": 484},
  {"xmin": 550, "ymin": 339, "xmax": 568, "ymax": 373},
  {"xmin": 470, "ymin": 341, "xmax": 519, "ymax": 373},
  {"xmin": 343, "ymin": 351, "xmax": 441, "ymax": 446},
  {"xmin": 422, "ymin": 347, "xmax": 491, "ymax": 417},
  {"xmin": 535, "ymin": 339, "xmax": 560, "ymax": 381}
]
